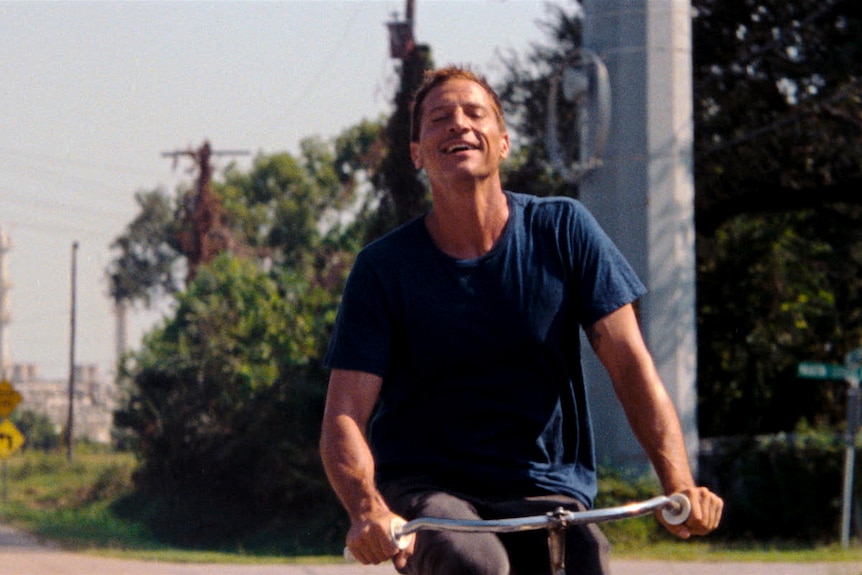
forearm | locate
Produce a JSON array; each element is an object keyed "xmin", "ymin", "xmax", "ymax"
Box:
[
  {"xmin": 320, "ymin": 414, "xmax": 390, "ymax": 522},
  {"xmin": 587, "ymin": 305, "xmax": 695, "ymax": 492},
  {"xmin": 589, "ymin": 306, "xmax": 723, "ymax": 536},
  {"xmin": 320, "ymin": 370, "xmax": 411, "ymax": 565},
  {"xmin": 614, "ymin": 370, "xmax": 695, "ymax": 493}
]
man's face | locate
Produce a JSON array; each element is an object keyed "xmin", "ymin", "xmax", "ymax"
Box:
[{"xmin": 410, "ymin": 79, "xmax": 510, "ymax": 185}]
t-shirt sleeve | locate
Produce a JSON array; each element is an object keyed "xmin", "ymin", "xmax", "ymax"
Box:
[
  {"xmin": 569, "ymin": 202, "xmax": 647, "ymax": 326},
  {"xmin": 323, "ymin": 251, "xmax": 393, "ymax": 378}
]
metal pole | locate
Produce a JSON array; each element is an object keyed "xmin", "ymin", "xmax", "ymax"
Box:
[
  {"xmin": 405, "ymin": 0, "xmax": 415, "ymax": 30},
  {"xmin": 841, "ymin": 379, "xmax": 861, "ymax": 548},
  {"xmin": 841, "ymin": 349, "xmax": 862, "ymax": 548},
  {"xmin": 66, "ymin": 241, "xmax": 78, "ymax": 462}
]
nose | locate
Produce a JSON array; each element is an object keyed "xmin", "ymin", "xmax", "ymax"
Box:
[{"xmin": 448, "ymin": 108, "xmax": 469, "ymax": 132}]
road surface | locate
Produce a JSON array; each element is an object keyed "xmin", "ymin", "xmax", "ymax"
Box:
[{"xmin": 1, "ymin": 523, "xmax": 859, "ymax": 575}]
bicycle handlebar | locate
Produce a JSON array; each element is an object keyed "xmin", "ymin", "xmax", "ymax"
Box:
[
  {"xmin": 393, "ymin": 493, "xmax": 689, "ymax": 543},
  {"xmin": 344, "ymin": 494, "xmax": 690, "ymax": 561}
]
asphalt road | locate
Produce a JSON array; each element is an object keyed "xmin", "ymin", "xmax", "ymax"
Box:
[{"xmin": 1, "ymin": 523, "xmax": 859, "ymax": 575}]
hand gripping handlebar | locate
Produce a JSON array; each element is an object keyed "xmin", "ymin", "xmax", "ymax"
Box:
[{"xmin": 344, "ymin": 493, "xmax": 691, "ymax": 565}]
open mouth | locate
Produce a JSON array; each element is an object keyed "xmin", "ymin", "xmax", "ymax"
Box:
[{"xmin": 443, "ymin": 143, "xmax": 477, "ymax": 154}]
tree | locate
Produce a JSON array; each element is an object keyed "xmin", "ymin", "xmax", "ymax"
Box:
[
  {"xmin": 692, "ymin": 0, "xmax": 862, "ymax": 435},
  {"xmin": 107, "ymin": 188, "xmax": 183, "ymax": 306},
  {"xmin": 693, "ymin": 0, "xmax": 862, "ymax": 234},
  {"xmin": 12, "ymin": 409, "xmax": 60, "ymax": 451},
  {"xmin": 496, "ymin": 3, "xmax": 584, "ymax": 199},
  {"xmin": 111, "ymin": 123, "xmax": 383, "ymax": 539},
  {"xmin": 108, "ymin": 122, "xmax": 385, "ymax": 310},
  {"xmin": 697, "ymin": 210, "xmax": 860, "ymax": 434},
  {"xmin": 114, "ymin": 255, "xmax": 333, "ymax": 509},
  {"xmin": 365, "ymin": 44, "xmax": 435, "ymax": 241}
]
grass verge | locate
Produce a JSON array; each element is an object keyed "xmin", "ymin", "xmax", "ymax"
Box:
[{"xmin": 0, "ymin": 449, "xmax": 860, "ymax": 564}]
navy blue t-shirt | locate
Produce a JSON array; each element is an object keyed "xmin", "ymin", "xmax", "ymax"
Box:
[{"xmin": 325, "ymin": 192, "xmax": 646, "ymax": 506}]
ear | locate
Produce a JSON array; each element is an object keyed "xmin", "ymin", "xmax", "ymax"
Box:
[
  {"xmin": 410, "ymin": 141, "xmax": 423, "ymax": 170},
  {"xmin": 500, "ymin": 132, "xmax": 511, "ymax": 160}
]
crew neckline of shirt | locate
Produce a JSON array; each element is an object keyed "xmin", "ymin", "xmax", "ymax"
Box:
[{"xmin": 420, "ymin": 191, "xmax": 516, "ymax": 266}]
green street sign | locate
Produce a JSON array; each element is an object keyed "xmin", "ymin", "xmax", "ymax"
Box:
[{"xmin": 797, "ymin": 361, "xmax": 862, "ymax": 381}]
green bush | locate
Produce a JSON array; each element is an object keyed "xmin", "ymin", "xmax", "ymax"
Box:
[
  {"xmin": 595, "ymin": 469, "xmax": 670, "ymax": 548},
  {"xmin": 699, "ymin": 429, "xmax": 859, "ymax": 542},
  {"xmin": 11, "ymin": 409, "xmax": 60, "ymax": 451}
]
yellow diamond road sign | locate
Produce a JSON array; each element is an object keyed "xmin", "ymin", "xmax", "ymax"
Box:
[
  {"xmin": 0, "ymin": 418, "xmax": 25, "ymax": 459},
  {"xmin": 0, "ymin": 380, "xmax": 22, "ymax": 418}
]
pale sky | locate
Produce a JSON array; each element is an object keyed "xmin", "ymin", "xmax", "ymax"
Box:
[{"xmin": 0, "ymin": 0, "xmax": 567, "ymax": 379}]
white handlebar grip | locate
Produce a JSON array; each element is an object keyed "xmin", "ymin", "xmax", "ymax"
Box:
[
  {"xmin": 661, "ymin": 493, "xmax": 691, "ymax": 526},
  {"xmin": 391, "ymin": 517, "xmax": 416, "ymax": 549}
]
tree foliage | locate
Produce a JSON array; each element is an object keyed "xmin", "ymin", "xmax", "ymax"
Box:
[
  {"xmin": 12, "ymin": 409, "xmax": 60, "ymax": 451},
  {"xmin": 111, "ymin": 124, "xmax": 384, "ymax": 524},
  {"xmin": 496, "ymin": 3, "xmax": 583, "ymax": 199},
  {"xmin": 364, "ymin": 45, "xmax": 435, "ymax": 242},
  {"xmin": 698, "ymin": 209, "xmax": 861, "ymax": 434},
  {"xmin": 114, "ymin": 255, "xmax": 336, "ymax": 510},
  {"xmin": 107, "ymin": 188, "xmax": 183, "ymax": 305},
  {"xmin": 692, "ymin": 0, "xmax": 862, "ymax": 435},
  {"xmin": 693, "ymin": 0, "xmax": 862, "ymax": 233}
]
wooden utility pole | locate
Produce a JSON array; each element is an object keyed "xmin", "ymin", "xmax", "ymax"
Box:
[
  {"xmin": 387, "ymin": 0, "xmax": 415, "ymax": 59},
  {"xmin": 162, "ymin": 141, "xmax": 249, "ymax": 282},
  {"xmin": 383, "ymin": 0, "xmax": 433, "ymax": 227}
]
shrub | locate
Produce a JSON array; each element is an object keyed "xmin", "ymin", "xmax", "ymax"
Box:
[{"xmin": 699, "ymin": 429, "xmax": 859, "ymax": 542}]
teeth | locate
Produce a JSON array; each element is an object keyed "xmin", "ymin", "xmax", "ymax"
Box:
[{"xmin": 446, "ymin": 144, "xmax": 472, "ymax": 153}]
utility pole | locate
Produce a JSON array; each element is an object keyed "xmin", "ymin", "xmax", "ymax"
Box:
[
  {"xmin": 387, "ymin": 0, "xmax": 415, "ymax": 60},
  {"xmin": 162, "ymin": 141, "xmax": 250, "ymax": 282},
  {"xmin": 66, "ymin": 241, "xmax": 78, "ymax": 462},
  {"xmin": 578, "ymin": 0, "xmax": 699, "ymax": 470},
  {"xmin": 384, "ymin": 0, "xmax": 433, "ymax": 226}
]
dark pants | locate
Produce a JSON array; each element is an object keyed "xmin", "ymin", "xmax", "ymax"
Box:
[{"xmin": 380, "ymin": 480, "xmax": 611, "ymax": 575}]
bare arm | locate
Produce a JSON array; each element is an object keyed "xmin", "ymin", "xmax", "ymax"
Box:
[
  {"xmin": 319, "ymin": 368, "xmax": 412, "ymax": 566},
  {"xmin": 586, "ymin": 304, "xmax": 723, "ymax": 537}
]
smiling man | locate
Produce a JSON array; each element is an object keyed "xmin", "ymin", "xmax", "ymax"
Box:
[{"xmin": 320, "ymin": 66, "xmax": 722, "ymax": 575}]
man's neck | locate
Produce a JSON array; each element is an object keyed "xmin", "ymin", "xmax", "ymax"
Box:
[{"xmin": 425, "ymin": 178, "xmax": 509, "ymax": 260}]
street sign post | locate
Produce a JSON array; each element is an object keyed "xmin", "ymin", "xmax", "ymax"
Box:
[{"xmin": 797, "ymin": 349, "xmax": 862, "ymax": 548}]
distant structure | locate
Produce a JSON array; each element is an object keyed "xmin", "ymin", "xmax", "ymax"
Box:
[
  {"xmin": 114, "ymin": 300, "xmax": 129, "ymax": 365},
  {"xmin": 10, "ymin": 363, "xmax": 115, "ymax": 443},
  {"xmin": 0, "ymin": 226, "xmax": 10, "ymax": 378},
  {"xmin": 0, "ymin": 226, "xmax": 115, "ymax": 443},
  {"xmin": 578, "ymin": 0, "xmax": 699, "ymax": 469}
]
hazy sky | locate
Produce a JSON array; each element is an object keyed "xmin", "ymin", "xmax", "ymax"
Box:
[{"xmin": 0, "ymin": 0, "xmax": 568, "ymax": 379}]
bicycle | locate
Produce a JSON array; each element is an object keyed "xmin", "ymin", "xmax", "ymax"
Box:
[{"xmin": 346, "ymin": 493, "xmax": 691, "ymax": 575}]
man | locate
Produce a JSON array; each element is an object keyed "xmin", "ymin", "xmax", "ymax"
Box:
[{"xmin": 320, "ymin": 66, "xmax": 722, "ymax": 575}]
